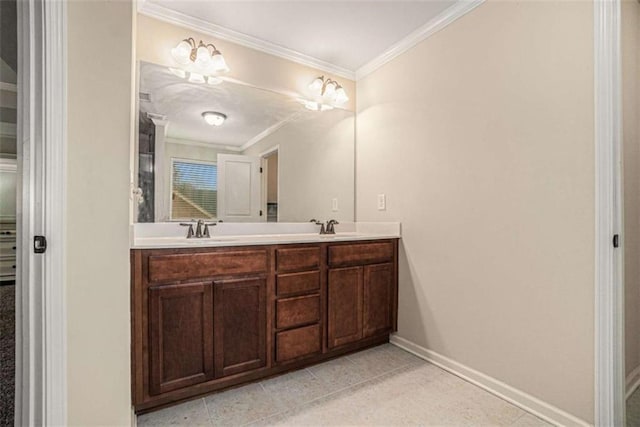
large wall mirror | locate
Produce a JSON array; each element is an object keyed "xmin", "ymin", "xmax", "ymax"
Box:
[{"xmin": 136, "ymin": 61, "xmax": 355, "ymax": 223}]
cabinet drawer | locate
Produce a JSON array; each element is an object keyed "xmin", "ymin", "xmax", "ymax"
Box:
[
  {"xmin": 276, "ymin": 271, "xmax": 320, "ymax": 296},
  {"xmin": 276, "ymin": 247, "xmax": 320, "ymax": 272},
  {"xmin": 328, "ymin": 242, "xmax": 393, "ymax": 267},
  {"xmin": 148, "ymin": 250, "xmax": 268, "ymax": 283},
  {"xmin": 276, "ymin": 324, "xmax": 321, "ymax": 363},
  {"xmin": 276, "ymin": 294, "xmax": 320, "ymax": 329}
]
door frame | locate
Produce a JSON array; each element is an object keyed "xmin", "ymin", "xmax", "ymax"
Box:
[
  {"xmin": 15, "ymin": 0, "xmax": 67, "ymax": 425},
  {"xmin": 594, "ymin": 0, "xmax": 624, "ymax": 425},
  {"xmin": 259, "ymin": 145, "xmax": 280, "ymax": 223}
]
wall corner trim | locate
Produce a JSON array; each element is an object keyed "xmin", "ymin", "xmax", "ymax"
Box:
[
  {"xmin": 354, "ymin": 0, "xmax": 485, "ymax": 80},
  {"xmin": 136, "ymin": 1, "xmax": 356, "ymax": 81},
  {"xmin": 389, "ymin": 335, "xmax": 590, "ymax": 427}
]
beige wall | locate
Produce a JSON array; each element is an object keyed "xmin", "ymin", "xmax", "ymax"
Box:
[
  {"xmin": 136, "ymin": 14, "xmax": 355, "ymax": 112},
  {"xmin": 67, "ymin": 1, "xmax": 134, "ymax": 425},
  {"xmin": 356, "ymin": 0, "xmax": 595, "ymax": 422},
  {"xmin": 623, "ymin": 0, "xmax": 640, "ymax": 383},
  {"xmin": 243, "ymin": 110, "xmax": 355, "ymax": 222}
]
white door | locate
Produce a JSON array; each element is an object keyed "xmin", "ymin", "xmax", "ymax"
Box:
[{"xmin": 217, "ymin": 154, "xmax": 262, "ymax": 222}]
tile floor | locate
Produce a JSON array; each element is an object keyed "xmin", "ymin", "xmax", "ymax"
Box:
[{"xmin": 137, "ymin": 344, "xmax": 552, "ymax": 427}]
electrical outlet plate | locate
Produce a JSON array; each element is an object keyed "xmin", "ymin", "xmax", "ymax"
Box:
[
  {"xmin": 377, "ymin": 194, "xmax": 386, "ymax": 210},
  {"xmin": 332, "ymin": 198, "xmax": 338, "ymax": 212}
]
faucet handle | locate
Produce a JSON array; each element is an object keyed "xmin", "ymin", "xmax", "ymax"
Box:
[
  {"xmin": 203, "ymin": 222, "xmax": 217, "ymax": 238},
  {"xmin": 179, "ymin": 222, "xmax": 195, "ymax": 238},
  {"xmin": 309, "ymin": 219, "xmax": 326, "ymax": 234}
]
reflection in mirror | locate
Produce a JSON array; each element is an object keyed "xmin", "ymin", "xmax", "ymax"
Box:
[{"xmin": 136, "ymin": 61, "xmax": 355, "ymax": 224}]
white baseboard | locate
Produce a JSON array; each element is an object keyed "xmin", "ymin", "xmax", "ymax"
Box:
[
  {"xmin": 626, "ymin": 365, "xmax": 640, "ymax": 400},
  {"xmin": 389, "ymin": 335, "xmax": 590, "ymax": 427}
]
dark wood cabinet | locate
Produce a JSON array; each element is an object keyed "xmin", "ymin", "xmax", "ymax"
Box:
[
  {"xmin": 132, "ymin": 239, "xmax": 398, "ymax": 413},
  {"xmin": 363, "ymin": 263, "xmax": 394, "ymax": 338},
  {"xmin": 327, "ymin": 262, "xmax": 395, "ymax": 349},
  {"xmin": 328, "ymin": 267, "xmax": 363, "ymax": 349},
  {"xmin": 213, "ymin": 276, "xmax": 267, "ymax": 378},
  {"xmin": 148, "ymin": 282, "xmax": 214, "ymax": 395}
]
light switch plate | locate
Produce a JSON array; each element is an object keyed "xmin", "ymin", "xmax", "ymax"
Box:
[
  {"xmin": 332, "ymin": 198, "xmax": 338, "ymax": 212},
  {"xmin": 377, "ymin": 194, "xmax": 386, "ymax": 210}
]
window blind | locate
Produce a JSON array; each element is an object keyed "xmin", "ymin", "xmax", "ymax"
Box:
[{"xmin": 171, "ymin": 160, "xmax": 217, "ymax": 220}]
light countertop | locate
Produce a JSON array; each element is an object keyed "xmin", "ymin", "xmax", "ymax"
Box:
[{"xmin": 131, "ymin": 222, "xmax": 401, "ymax": 249}]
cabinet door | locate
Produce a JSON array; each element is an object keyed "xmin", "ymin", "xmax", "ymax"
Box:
[
  {"xmin": 149, "ymin": 282, "xmax": 214, "ymax": 395},
  {"xmin": 214, "ymin": 276, "xmax": 267, "ymax": 377},
  {"xmin": 328, "ymin": 267, "xmax": 363, "ymax": 349},
  {"xmin": 363, "ymin": 263, "xmax": 394, "ymax": 338}
]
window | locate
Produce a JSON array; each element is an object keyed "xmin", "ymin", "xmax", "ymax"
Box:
[{"xmin": 170, "ymin": 159, "xmax": 217, "ymax": 220}]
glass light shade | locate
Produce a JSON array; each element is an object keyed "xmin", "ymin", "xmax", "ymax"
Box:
[
  {"xmin": 188, "ymin": 72, "xmax": 205, "ymax": 84},
  {"xmin": 323, "ymin": 81, "xmax": 337, "ymax": 99},
  {"xmin": 194, "ymin": 45, "xmax": 211, "ymax": 69},
  {"xmin": 202, "ymin": 111, "xmax": 227, "ymax": 126},
  {"xmin": 168, "ymin": 67, "xmax": 186, "ymax": 79},
  {"xmin": 171, "ymin": 40, "xmax": 192, "ymax": 65},
  {"xmin": 334, "ymin": 87, "xmax": 349, "ymax": 104},
  {"xmin": 210, "ymin": 52, "xmax": 230, "ymax": 73},
  {"xmin": 308, "ymin": 77, "xmax": 324, "ymax": 92},
  {"xmin": 207, "ymin": 76, "xmax": 223, "ymax": 85}
]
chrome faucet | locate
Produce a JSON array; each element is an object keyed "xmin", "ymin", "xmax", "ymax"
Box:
[
  {"xmin": 310, "ymin": 219, "xmax": 326, "ymax": 235},
  {"xmin": 325, "ymin": 219, "xmax": 339, "ymax": 234},
  {"xmin": 180, "ymin": 220, "xmax": 217, "ymax": 238},
  {"xmin": 195, "ymin": 220, "xmax": 205, "ymax": 238}
]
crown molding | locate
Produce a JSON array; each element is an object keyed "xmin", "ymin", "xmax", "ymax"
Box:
[
  {"xmin": 137, "ymin": 0, "xmax": 356, "ymax": 81},
  {"xmin": 240, "ymin": 113, "xmax": 299, "ymax": 152},
  {"xmin": 355, "ymin": 0, "xmax": 485, "ymax": 80},
  {"xmin": 137, "ymin": 0, "xmax": 486, "ymax": 83},
  {"xmin": 165, "ymin": 136, "xmax": 243, "ymax": 152}
]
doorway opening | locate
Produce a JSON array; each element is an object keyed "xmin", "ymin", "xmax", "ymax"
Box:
[{"xmin": 261, "ymin": 148, "xmax": 279, "ymax": 223}]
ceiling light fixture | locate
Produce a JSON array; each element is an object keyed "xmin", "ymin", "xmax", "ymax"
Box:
[
  {"xmin": 202, "ymin": 111, "xmax": 227, "ymax": 126},
  {"xmin": 169, "ymin": 37, "xmax": 230, "ymax": 84}
]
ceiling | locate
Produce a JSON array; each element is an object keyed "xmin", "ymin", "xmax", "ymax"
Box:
[
  {"xmin": 140, "ymin": 0, "xmax": 456, "ymax": 74},
  {"xmin": 139, "ymin": 62, "xmax": 309, "ymax": 147}
]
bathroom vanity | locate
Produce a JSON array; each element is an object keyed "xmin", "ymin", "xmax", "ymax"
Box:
[
  {"xmin": 131, "ymin": 232, "xmax": 399, "ymax": 412},
  {"xmin": 131, "ymin": 58, "xmax": 393, "ymax": 413}
]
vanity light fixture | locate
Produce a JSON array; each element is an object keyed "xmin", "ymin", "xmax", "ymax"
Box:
[
  {"xmin": 202, "ymin": 111, "xmax": 227, "ymax": 126},
  {"xmin": 169, "ymin": 37, "xmax": 230, "ymax": 84},
  {"xmin": 172, "ymin": 37, "xmax": 230, "ymax": 73},
  {"xmin": 308, "ymin": 76, "xmax": 349, "ymax": 105}
]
